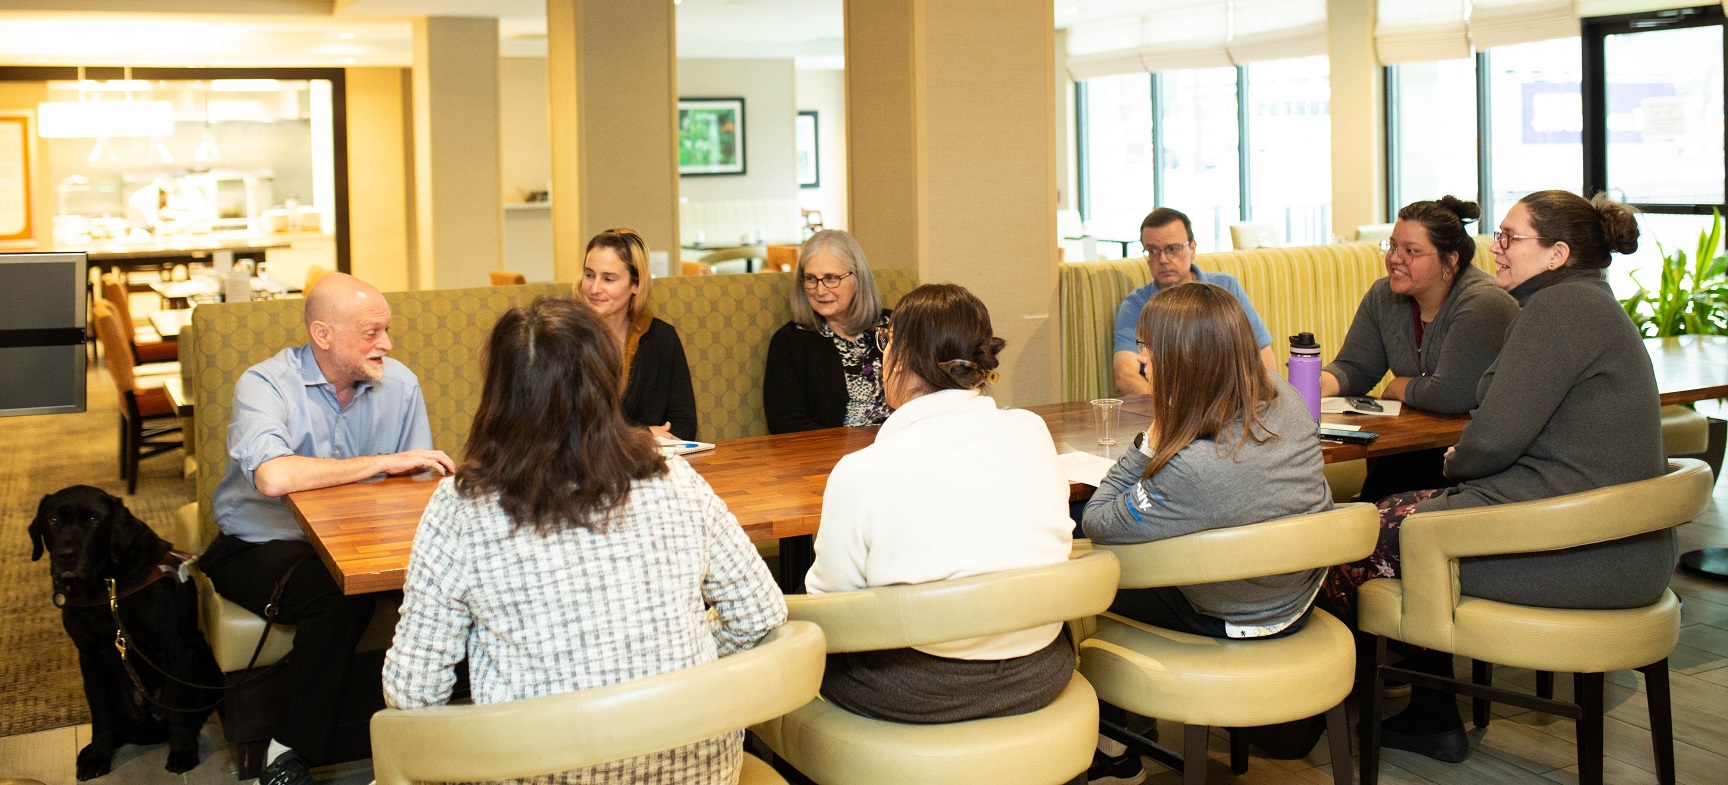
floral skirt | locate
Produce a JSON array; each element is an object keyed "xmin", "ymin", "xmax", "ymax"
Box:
[{"xmin": 1318, "ymin": 488, "xmax": 1445, "ymax": 626}]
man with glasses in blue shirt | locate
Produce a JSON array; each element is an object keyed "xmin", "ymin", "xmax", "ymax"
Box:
[{"xmin": 1111, "ymin": 208, "xmax": 1276, "ymax": 394}]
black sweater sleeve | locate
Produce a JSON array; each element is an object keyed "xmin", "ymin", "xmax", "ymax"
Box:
[
  {"xmin": 623, "ymin": 319, "xmax": 700, "ymax": 440},
  {"xmin": 763, "ymin": 324, "xmax": 828, "ymax": 434}
]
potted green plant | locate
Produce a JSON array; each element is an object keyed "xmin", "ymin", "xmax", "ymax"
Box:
[{"xmin": 1621, "ymin": 209, "xmax": 1728, "ymax": 338}]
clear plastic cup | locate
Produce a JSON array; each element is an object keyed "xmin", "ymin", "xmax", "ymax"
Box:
[{"xmin": 1091, "ymin": 398, "xmax": 1123, "ymax": 446}]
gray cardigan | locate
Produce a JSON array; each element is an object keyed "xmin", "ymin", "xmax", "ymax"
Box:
[
  {"xmin": 1324, "ymin": 265, "xmax": 1520, "ymax": 414},
  {"xmin": 1082, "ymin": 377, "xmax": 1334, "ymax": 628},
  {"xmin": 1418, "ymin": 267, "xmax": 1673, "ymax": 608}
]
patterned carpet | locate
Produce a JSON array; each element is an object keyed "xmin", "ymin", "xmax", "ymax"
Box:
[{"xmin": 0, "ymin": 364, "xmax": 189, "ymax": 736}]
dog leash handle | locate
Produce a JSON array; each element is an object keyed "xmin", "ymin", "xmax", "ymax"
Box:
[{"xmin": 106, "ymin": 578, "xmax": 128, "ymax": 659}]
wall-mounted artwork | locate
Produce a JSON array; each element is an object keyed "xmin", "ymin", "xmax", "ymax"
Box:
[
  {"xmin": 679, "ymin": 97, "xmax": 746, "ymax": 176},
  {"xmin": 796, "ymin": 110, "xmax": 819, "ymax": 188}
]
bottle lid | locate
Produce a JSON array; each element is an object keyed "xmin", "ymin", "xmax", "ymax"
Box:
[{"xmin": 1289, "ymin": 332, "xmax": 1319, "ymax": 350}]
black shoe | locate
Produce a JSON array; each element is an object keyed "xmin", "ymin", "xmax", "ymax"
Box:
[
  {"xmin": 260, "ymin": 750, "xmax": 314, "ymax": 785},
  {"xmin": 1381, "ymin": 725, "xmax": 1470, "ymax": 763},
  {"xmin": 1087, "ymin": 750, "xmax": 1146, "ymax": 785}
]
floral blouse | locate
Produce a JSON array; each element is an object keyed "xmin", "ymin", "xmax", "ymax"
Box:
[{"xmin": 821, "ymin": 312, "xmax": 893, "ymax": 427}]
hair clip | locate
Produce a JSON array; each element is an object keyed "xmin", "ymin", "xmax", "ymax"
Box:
[{"xmin": 938, "ymin": 359, "xmax": 1000, "ymax": 385}]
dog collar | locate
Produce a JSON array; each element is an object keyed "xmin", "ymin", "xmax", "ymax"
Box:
[{"xmin": 52, "ymin": 550, "xmax": 197, "ymax": 609}]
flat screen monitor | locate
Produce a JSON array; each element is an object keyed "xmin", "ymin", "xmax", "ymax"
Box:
[{"xmin": 0, "ymin": 252, "xmax": 88, "ymax": 417}]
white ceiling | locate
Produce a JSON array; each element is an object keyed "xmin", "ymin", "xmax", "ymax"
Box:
[{"xmin": 0, "ymin": 1, "xmax": 1158, "ymax": 67}]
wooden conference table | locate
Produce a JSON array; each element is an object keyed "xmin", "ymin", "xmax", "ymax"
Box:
[
  {"xmin": 285, "ymin": 401, "xmax": 1467, "ymax": 595},
  {"xmin": 285, "ymin": 335, "xmax": 1728, "ymax": 596}
]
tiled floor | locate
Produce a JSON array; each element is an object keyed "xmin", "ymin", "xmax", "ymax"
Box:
[{"xmin": 5, "ymin": 490, "xmax": 1726, "ymax": 784}]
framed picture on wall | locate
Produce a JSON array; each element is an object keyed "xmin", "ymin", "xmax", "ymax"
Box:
[
  {"xmin": 796, "ymin": 110, "xmax": 819, "ymax": 188},
  {"xmin": 678, "ymin": 97, "xmax": 746, "ymax": 176}
]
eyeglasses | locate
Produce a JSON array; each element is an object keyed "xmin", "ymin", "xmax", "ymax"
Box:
[
  {"xmin": 873, "ymin": 326, "xmax": 892, "ymax": 352},
  {"xmin": 1142, "ymin": 242, "xmax": 1192, "ymax": 261},
  {"xmin": 1377, "ymin": 239, "xmax": 1440, "ymax": 260},
  {"xmin": 1492, "ymin": 230, "xmax": 1549, "ymax": 247},
  {"xmin": 801, "ymin": 272, "xmax": 855, "ymax": 290}
]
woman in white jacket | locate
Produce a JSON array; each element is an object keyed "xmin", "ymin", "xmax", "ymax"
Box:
[{"xmin": 805, "ymin": 283, "xmax": 1075, "ymax": 724}]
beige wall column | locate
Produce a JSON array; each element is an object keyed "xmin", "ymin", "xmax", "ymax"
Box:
[
  {"xmin": 845, "ymin": 0, "xmax": 1060, "ymax": 407},
  {"xmin": 411, "ymin": 16, "xmax": 502, "ymax": 290},
  {"xmin": 345, "ymin": 68, "xmax": 413, "ymax": 293},
  {"xmin": 1327, "ymin": 0, "xmax": 1385, "ymax": 238},
  {"xmin": 546, "ymin": 0, "xmax": 679, "ymax": 282}
]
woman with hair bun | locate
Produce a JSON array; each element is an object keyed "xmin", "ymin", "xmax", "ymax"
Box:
[
  {"xmin": 1321, "ymin": 191, "xmax": 1666, "ymax": 765},
  {"xmin": 805, "ymin": 283, "xmax": 1075, "ymax": 724},
  {"xmin": 1321, "ymin": 195, "xmax": 1520, "ymax": 500}
]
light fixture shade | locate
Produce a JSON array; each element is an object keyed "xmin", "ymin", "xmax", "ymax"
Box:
[{"xmin": 37, "ymin": 100, "xmax": 174, "ymax": 139}]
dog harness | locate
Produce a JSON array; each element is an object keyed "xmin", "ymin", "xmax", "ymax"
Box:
[{"xmin": 52, "ymin": 549, "xmax": 196, "ymax": 609}]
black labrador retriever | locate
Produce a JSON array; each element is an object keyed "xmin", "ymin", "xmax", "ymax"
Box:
[{"xmin": 29, "ymin": 485, "xmax": 222, "ymax": 780}]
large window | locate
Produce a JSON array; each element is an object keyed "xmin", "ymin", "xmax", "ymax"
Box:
[
  {"xmin": 1388, "ymin": 58, "xmax": 1478, "ymax": 209},
  {"xmin": 1160, "ymin": 67, "xmax": 1239, "ymax": 250},
  {"xmin": 1246, "ymin": 56, "xmax": 1332, "ymax": 245},
  {"xmin": 1486, "ymin": 37, "xmax": 1584, "ymax": 220},
  {"xmin": 1079, "ymin": 72, "xmax": 1153, "ymax": 244},
  {"xmin": 1078, "ymin": 61, "xmax": 1330, "ymax": 252}
]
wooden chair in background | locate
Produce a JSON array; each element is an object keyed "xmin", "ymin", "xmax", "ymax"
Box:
[
  {"xmin": 489, "ymin": 270, "xmax": 528, "ymax": 286},
  {"xmin": 92, "ymin": 299, "xmax": 182, "ymax": 494},
  {"xmin": 100, "ymin": 272, "xmax": 178, "ymax": 364}
]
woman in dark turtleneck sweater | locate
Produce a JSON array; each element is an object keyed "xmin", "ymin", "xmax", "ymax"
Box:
[{"xmin": 1321, "ymin": 190, "xmax": 1668, "ymax": 763}]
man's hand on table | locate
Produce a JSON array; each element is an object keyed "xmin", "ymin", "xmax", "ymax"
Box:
[{"xmin": 377, "ymin": 450, "xmax": 455, "ymax": 477}]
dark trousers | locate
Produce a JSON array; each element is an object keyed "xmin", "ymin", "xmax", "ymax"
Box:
[
  {"xmin": 820, "ymin": 628, "xmax": 1076, "ymax": 724},
  {"xmin": 200, "ymin": 534, "xmax": 376, "ymax": 763},
  {"xmin": 1356, "ymin": 448, "xmax": 1451, "ymax": 506}
]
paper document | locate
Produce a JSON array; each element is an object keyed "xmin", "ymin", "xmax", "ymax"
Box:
[
  {"xmin": 1320, "ymin": 396, "xmax": 1402, "ymax": 416},
  {"xmin": 657, "ymin": 437, "xmax": 716, "ymax": 456},
  {"xmin": 1057, "ymin": 451, "xmax": 1118, "ymax": 487}
]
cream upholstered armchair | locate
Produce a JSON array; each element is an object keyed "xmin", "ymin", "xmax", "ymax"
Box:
[
  {"xmin": 753, "ymin": 550, "xmax": 1120, "ymax": 785},
  {"xmin": 370, "ymin": 621, "xmax": 826, "ymax": 785},
  {"xmin": 1077, "ymin": 503, "xmax": 1378, "ymax": 785},
  {"xmin": 1357, "ymin": 459, "xmax": 1714, "ymax": 785}
]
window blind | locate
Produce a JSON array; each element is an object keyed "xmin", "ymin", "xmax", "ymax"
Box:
[
  {"xmin": 1065, "ymin": 0, "xmax": 1323, "ymax": 81},
  {"xmin": 1227, "ymin": 0, "xmax": 1328, "ymax": 63},
  {"xmin": 1469, "ymin": 0, "xmax": 1579, "ymax": 49},
  {"xmin": 1374, "ymin": 0, "xmax": 1470, "ymax": 65}
]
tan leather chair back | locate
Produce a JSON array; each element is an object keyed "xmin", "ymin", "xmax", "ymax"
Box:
[
  {"xmin": 369, "ymin": 621, "xmax": 826, "ymax": 785},
  {"xmin": 1096, "ymin": 503, "xmax": 1379, "ymax": 590},
  {"xmin": 681, "ymin": 261, "xmax": 715, "ymax": 276},
  {"xmin": 489, "ymin": 269, "xmax": 527, "ymax": 286},
  {"xmin": 100, "ymin": 272, "xmax": 136, "ymax": 331},
  {"xmin": 92, "ymin": 299, "xmax": 137, "ymax": 394},
  {"xmin": 1392, "ymin": 459, "xmax": 1713, "ymax": 651},
  {"xmin": 787, "ymin": 550, "xmax": 1120, "ymax": 653}
]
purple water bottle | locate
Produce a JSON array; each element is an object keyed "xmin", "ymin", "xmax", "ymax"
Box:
[{"xmin": 1287, "ymin": 332, "xmax": 1322, "ymax": 421}]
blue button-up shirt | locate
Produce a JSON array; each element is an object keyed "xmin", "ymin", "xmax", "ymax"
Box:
[
  {"xmin": 1112, "ymin": 264, "xmax": 1274, "ymax": 355},
  {"xmin": 213, "ymin": 344, "xmax": 434, "ymax": 543}
]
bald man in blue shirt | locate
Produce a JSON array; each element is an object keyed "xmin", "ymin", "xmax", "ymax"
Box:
[{"xmin": 201, "ymin": 273, "xmax": 453, "ymax": 785}]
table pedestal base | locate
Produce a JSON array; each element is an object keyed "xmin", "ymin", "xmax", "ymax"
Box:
[{"xmin": 1680, "ymin": 548, "xmax": 1728, "ymax": 582}]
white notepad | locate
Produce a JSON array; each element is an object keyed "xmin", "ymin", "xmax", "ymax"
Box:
[
  {"xmin": 657, "ymin": 437, "xmax": 716, "ymax": 456},
  {"xmin": 1057, "ymin": 451, "xmax": 1118, "ymax": 487}
]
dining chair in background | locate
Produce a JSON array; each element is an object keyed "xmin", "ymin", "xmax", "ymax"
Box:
[{"xmin": 92, "ymin": 299, "xmax": 182, "ymax": 494}]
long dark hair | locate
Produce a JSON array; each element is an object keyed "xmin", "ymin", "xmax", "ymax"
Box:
[
  {"xmin": 1137, "ymin": 282, "xmax": 1279, "ymax": 479},
  {"xmin": 888, "ymin": 283, "xmax": 1005, "ymax": 393},
  {"xmin": 456, "ymin": 296, "xmax": 666, "ymax": 533}
]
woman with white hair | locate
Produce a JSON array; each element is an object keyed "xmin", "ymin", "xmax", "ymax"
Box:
[{"xmin": 763, "ymin": 229, "xmax": 892, "ymax": 433}]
